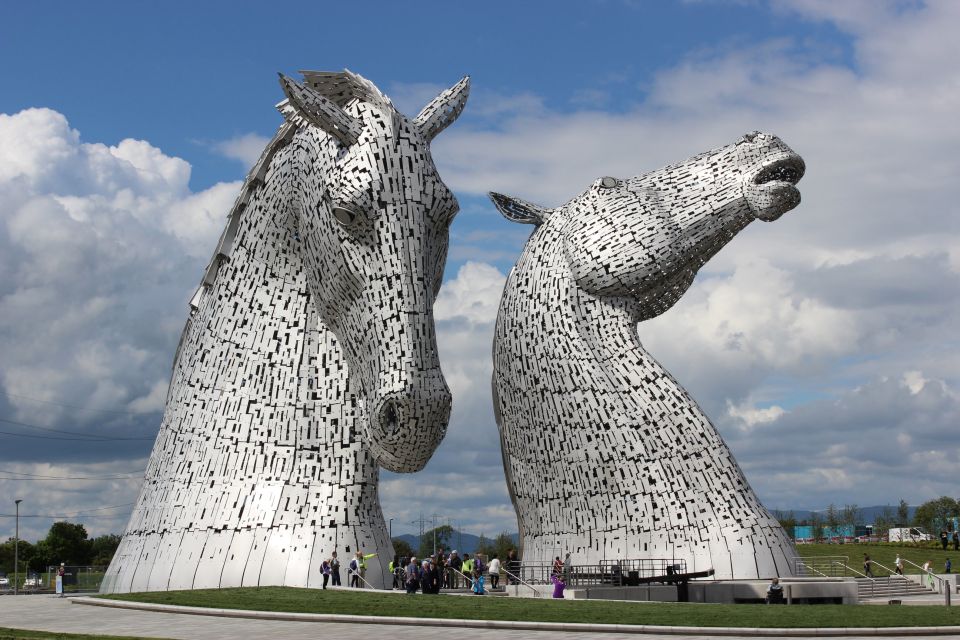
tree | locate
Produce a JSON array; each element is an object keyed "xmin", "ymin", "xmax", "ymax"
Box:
[
  {"xmin": 491, "ymin": 531, "xmax": 516, "ymax": 561},
  {"xmin": 874, "ymin": 506, "xmax": 896, "ymax": 538},
  {"xmin": 913, "ymin": 496, "xmax": 959, "ymax": 534},
  {"xmin": 897, "ymin": 499, "xmax": 910, "ymax": 526},
  {"xmin": 824, "ymin": 504, "xmax": 839, "ymax": 538},
  {"xmin": 773, "ymin": 510, "xmax": 797, "ymax": 540},
  {"xmin": 841, "ymin": 504, "xmax": 861, "ymax": 528},
  {"xmin": 418, "ymin": 524, "xmax": 454, "ymax": 557},
  {"xmin": 810, "ymin": 511, "xmax": 824, "ymax": 542},
  {"xmin": 0, "ymin": 537, "xmax": 35, "ymax": 575},
  {"xmin": 391, "ymin": 538, "xmax": 414, "ymax": 560},
  {"xmin": 40, "ymin": 522, "xmax": 92, "ymax": 566},
  {"xmin": 90, "ymin": 534, "xmax": 122, "ymax": 567}
]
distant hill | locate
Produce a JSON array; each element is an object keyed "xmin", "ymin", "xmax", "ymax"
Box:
[{"xmin": 392, "ymin": 531, "xmax": 518, "ymax": 555}]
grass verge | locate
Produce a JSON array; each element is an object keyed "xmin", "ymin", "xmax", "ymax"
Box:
[
  {"xmin": 103, "ymin": 587, "xmax": 960, "ymax": 628},
  {"xmin": 0, "ymin": 628, "xmax": 164, "ymax": 640}
]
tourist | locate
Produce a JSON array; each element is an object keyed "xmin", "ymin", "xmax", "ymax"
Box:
[
  {"xmin": 563, "ymin": 552, "xmax": 572, "ymax": 584},
  {"xmin": 551, "ymin": 572, "xmax": 566, "ymax": 599},
  {"xmin": 349, "ymin": 552, "xmax": 361, "ymax": 588},
  {"xmin": 941, "ymin": 530, "xmax": 949, "ymax": 550},
  {"xmin": 330, "ymin": 551, "xmax": 341, "ymax": 586},
  {"xmin": 507, "ymin": 549, "xmax": 519, "ymax": 584},
  {"xmin": 895, "ymin": 554, "xmax": 904, "ymax": 575},
  {"xmin": 463, "ymin": 553, "xmax": 475, "ymax": 580},
  {"xmin": 766, "ymin": 577, "xmax": 784, "ymax": 604},
  {"xmin": 405, "ymin": 556, "xmax": 420, "ymax": 594},
  {"xmin": 436, "ymin": 548, "xmax": 447, "ymax": 588},
  {"xmin": 552, "ymin": 555, "xmax": 564, "ymax": 578},
  {"xmin": 953, "ymin": 531, "xmax": 959, "ymax": 551},
  {"xmin": 422, "ymin": 559, "xmax": 439, "ymax": 594},
  {"xmin": 863, "ymin": 554, "xmax": 874, "ymax": 578},
  {"xmin": 488, "ymin": 554, "xmax": 501, "ymax": 590},
  {"xmin": 320, "ymin": 558, "xmax": 331, "ymax": 589},
  {"xmin": 449, "ymin": 550, "xmax": 462, "ymax": 588},
  {"xmin": 946, "ymin": 558, "xmax": 952, "ymax": 574},
  {"xmin": 471, "ymin": 568, "xmax": 486, "ymax": 595}
]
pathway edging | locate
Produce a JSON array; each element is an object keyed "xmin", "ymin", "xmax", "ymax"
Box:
[{"xmin": 72, "ymin": 597, "xmax": 960, "ymax": 637}]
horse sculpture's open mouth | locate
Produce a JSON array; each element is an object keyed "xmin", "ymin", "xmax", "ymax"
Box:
[
  {"xmin": 745, "ymin": 153, "xmax": 805, "ymax": 221},
  {"xmin": 753, "ymin": 155, "xmax": 805, "ymax": 186}
]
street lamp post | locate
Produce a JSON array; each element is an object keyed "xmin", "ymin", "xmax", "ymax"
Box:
[
  {"xmin": 388, "ymin": 518, "xmax": 393, "ymax": 541},
  {"xmin": 14, "ymin": 499, "xmax": 22, "ymax": 596}
]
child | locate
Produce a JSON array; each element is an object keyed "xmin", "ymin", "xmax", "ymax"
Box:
[{"xmin": 471, "ymin": 568, "xmax": 486, "ymax": 595}]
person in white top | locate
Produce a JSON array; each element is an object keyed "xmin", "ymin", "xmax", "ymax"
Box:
[
  {"xmin": 895, "ymin": 554, "xmax": 904, "ymax": 575},
  {"xmin": 487, "ymin": 555, "xmax": 502, "ymax": 590}
]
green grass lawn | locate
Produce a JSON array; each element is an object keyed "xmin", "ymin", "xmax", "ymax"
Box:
[
  {"xmin": 795, "ymin": 542, "xmax": 958, "ymax": 576},
  {"xmin": 0, "ymin": 628, "xmax": 163, "ymax": 640},
  {"xmin": 103, "ymin": 586, "xmax": 960, "ymax": 628}
]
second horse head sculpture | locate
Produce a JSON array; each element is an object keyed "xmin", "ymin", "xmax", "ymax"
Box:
[{"xmin": 490, "ymin": 132, "xmax": 805, "ymax": 579}]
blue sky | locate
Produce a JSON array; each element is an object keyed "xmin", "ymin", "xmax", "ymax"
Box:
[{"xmin": 1, "ymin": 0, "xmax": 958, "ymax": 541}]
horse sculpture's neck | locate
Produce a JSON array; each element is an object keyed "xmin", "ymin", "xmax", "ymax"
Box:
[
  {"xmin": 494, "ymin": 212, "xmax": 795, "ymax": 580},
  {"xmin": 104, "ymin": 127, "xmax": 390, "ymax": 593}
]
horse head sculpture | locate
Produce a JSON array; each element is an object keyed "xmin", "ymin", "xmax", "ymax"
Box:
[
  {"xmin": 103, "ymin": 71, "xmax": 468, "ymax": 593},
  {"xmin": 489, "ymin": 132, "xmax": 805, "ymax": 579},
  {"xmin": 491, "ymin": 131, "xmax": 804, "ymax": 320},
  {"xmin": 280, "ymin": 72, "xmax": 468, "ymax": 472}
]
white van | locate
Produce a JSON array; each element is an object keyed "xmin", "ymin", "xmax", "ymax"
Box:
[{"xmin": 888, "ymin": 527, "xmax": 933, "ymax": 542}]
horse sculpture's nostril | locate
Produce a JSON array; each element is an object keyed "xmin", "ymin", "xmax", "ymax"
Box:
[{"xmin": 384, "ymin": 401, "xmax": 400, "ymax": 436}]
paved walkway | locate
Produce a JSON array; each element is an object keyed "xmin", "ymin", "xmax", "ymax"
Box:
[{"xmin": 0, "ymin": 593, "xmax": 957, "ymax": 639}]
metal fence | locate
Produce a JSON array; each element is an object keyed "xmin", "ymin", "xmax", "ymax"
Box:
[
  {"xmin": 513, "ymin": 559, "xmax": 688, "ymax": 586},
  {"xmin": 793, "ymin": 556, "xmax": 848, "ymax": 577},
  {"xmin": 44, "ymin": 566, "xmax": 107, "ymax": 594}
]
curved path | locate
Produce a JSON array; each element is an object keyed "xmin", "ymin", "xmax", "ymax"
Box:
[{"xmin": 0, "ymin": 594, "xmax": 957, "ymax": 639}]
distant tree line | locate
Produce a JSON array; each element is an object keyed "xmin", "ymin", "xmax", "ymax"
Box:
[
  {"xmin": 0, "ymin": 522, "xmax": 120, "ymax": 573},
  {"xmin": 391, "ymin": 526, "xmax": 516, "ymax": 561},
  {"xmin": 774, "ymin": 496, "xmax": 960, "ymax": 541}
]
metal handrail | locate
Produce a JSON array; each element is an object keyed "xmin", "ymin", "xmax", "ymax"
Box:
[
  {"xmin": 450, "ymin": 566, "xmax": 477, "ymax": 590},
  {"xmin": 794, "ymin": 560, "xmax": 831, "ymax": 579},
  {"xmin": 793, "ymin": 555, "xmax": 848, "ymax": 577},
  {"xmin": 501, "ymin": 568, "xmax": 543, "ymax": 598},
  {"xmin": 902, "ymin": 558, "xmax": 947, "ymax": 589}
]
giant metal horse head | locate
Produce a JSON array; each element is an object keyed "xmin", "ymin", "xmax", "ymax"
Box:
[
  {"xmin": 490, "ymin": 131, "xmax": 804, "ymax": 319},
  {"xmin": 280, "ymin": 71, "xmax": 469, "ymax": 472}
]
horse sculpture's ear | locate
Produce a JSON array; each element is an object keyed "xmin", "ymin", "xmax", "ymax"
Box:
[
  {"xmin": 414, "ymin": 76, "xmax": 470, "ymax": 142},
  {"xmin": 488, "ymin": 192, "xmax": 553, "ymax": 226},
  {"xmin": 278, "ymin": 73, "xmax": 362, "ymax": 146}
]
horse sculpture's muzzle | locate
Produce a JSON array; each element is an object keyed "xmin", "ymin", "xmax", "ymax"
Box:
[
  {"xmin": 367, "ymin": 369, "xmax": 452, "ymax": 473},
  {"xmin": 742, "ymin": 139, "xmax": 806, "ymax": 222}
]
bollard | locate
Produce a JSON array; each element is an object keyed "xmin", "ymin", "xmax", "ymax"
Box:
[
  {"xmin": 946, "ymin": 583, "xmax": 951, "ymax": 607},
  {"xmin": 786, "ymin": 584, "xmax": 792, "ymax": 605}
]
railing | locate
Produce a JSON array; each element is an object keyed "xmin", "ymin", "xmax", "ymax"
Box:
[
  {"xmin": 902, "ymin": 558, "xmax": 948, "ymax": 592},
  {"xmin": 511, "ymin": 559, "xmax": 688, "ymax": 587},
  {"xmin": 793, "ymin": 556, "xmax": 847, "ymax": 577},
  {"xmin": 501, "ymin": 568, "xmax": 543, "ymax": 598},
  {"xmin": 44, "ymin": 566, "xmax": 107, "ymax": 594}
]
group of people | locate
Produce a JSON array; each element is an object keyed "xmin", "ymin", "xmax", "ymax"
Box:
[
  {"xmin": 318, "ymin": 551, "xmax": 377, "ymax": 589},
  {"xmin": 394, "ymin": 548, "xmax": 504, "ymax": 595},
  {"xmin": 939, "ymin": 530, "xmax": 960, "ymax": 551}
]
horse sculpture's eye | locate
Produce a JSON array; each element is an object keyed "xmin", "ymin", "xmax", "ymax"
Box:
[
  {"xmin": 330, "ymin": 202, "xmax": 362, "ymax": 227},
  {"xmin": 600, "ymin": 177, "xmax": 619, "ymax": 189},
  {"xmin": 332, "ymin": 206, "xmax": 357, "ymax": 226}
]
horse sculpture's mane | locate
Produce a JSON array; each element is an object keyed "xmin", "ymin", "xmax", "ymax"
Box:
[{"xmin": 190, "ymin": 70, "xmax": 385, "ymax": 311}]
